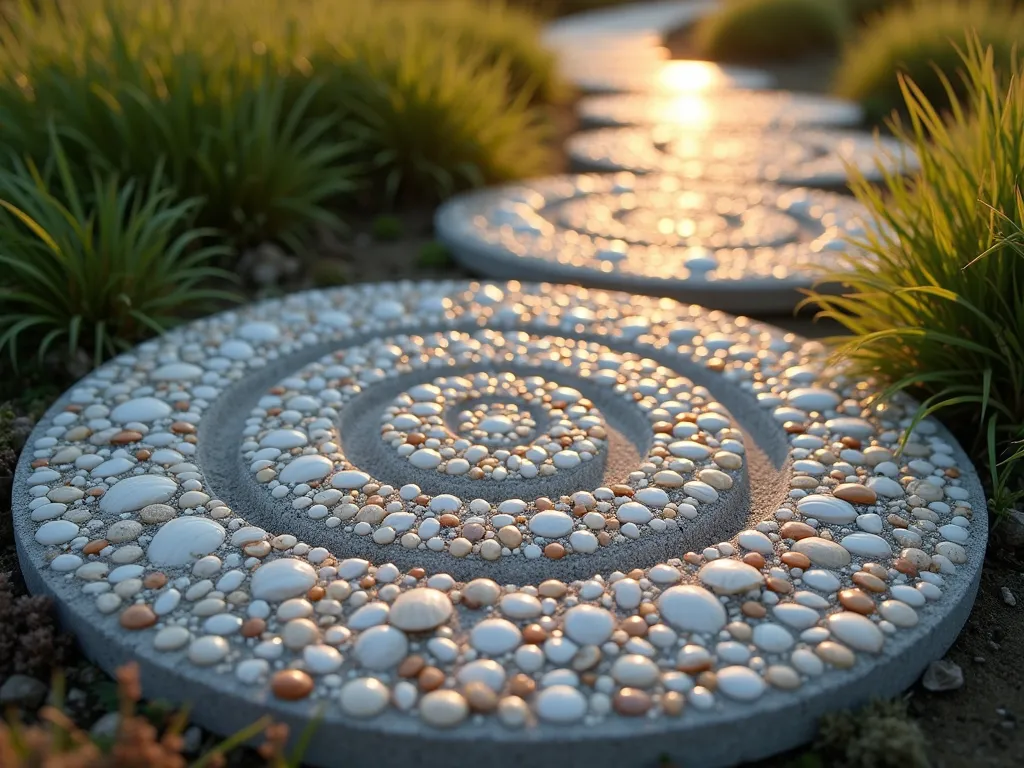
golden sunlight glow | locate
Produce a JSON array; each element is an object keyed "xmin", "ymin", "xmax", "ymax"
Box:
[{"xmin": 653, "ymin": 60, "xmax": 733, "ymax": 94}]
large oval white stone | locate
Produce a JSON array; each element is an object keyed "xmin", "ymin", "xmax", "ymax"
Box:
[
  {"xmin": 147, "ymin": 517, "xmax": 225, "ymax": 566},
  {"xmin": 331, "ymin": 470, "xmax": 371, "ymax": 489},
  {"xmin": 529, "ymin": 510, "xmax": 573, "ymax": 538},
  {"xmin": 100, "ymin": 475, "xmax": 177, "ymax": 514},
  {"xmin": 250, "ymin": 558, "xmax": 317, "ymax": 601},
  {"xmin": 279, "ymin": 455, "xmax": 333, "ymax": 484},
  {"xmin": 827, "ymin": 611, "xmax": 884, "ymax": 653},
  {"xmin": 797, "ymin": 494, "xmax": 857, "ymax": 523},
  {"xmin": 110, "ymin": 397, "xmax": 172, "ymax": 423},
  {"xmin": 562, "ymin": 605, "xmax": 616, "ymax": 646},
  {"xmin": 698, "ymin": 559, "xmax": 764, "ymax": 594},
  {"xmin": 658, "ymin": 585, "xmax": 727, "ymax": 633},
  {"xmin": 388, "ymin": 589, "xmax": 453, "ymax": 632}
]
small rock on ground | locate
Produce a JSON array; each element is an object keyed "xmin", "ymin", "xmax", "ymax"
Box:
[
  {"xmin": 0, "ymin": 674, "xmax": 48, "ymax": 709},
  {"xmin": 1002, "ymin": 586, "xmax": 1017, "ymax": 607},
  {"xmin": 922, "ymin": 659, "xmax": 965, "ymax": 692}
]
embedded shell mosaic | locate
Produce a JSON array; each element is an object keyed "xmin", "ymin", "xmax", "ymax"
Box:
[
  {"xmin": 16, "ymin": 282, "xmax": 984, "ymax": 734},
  {"xmin": 576, "ymin": 91, "xmax": 864, "ymax": 130},
  {"xmin": 567, "ymin": 127, "xmax": 914, "ymax": 187},
  {"xmin": 434, "ymin": 174, "xmax": 870, "ymax": 299}
]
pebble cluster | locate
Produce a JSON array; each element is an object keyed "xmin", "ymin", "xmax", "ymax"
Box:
[
  {"xmin": 568, "ymin": 127, "xmax": 914, "ymax": 187},
  {"xmin": 247, "ymin": 328, "xmax": 743, "ymax": 553},
  {"xmin": 16, "ymin": 282, "xmax": 981, "ymax": 734},
  {"xmin": 577, "ymin": 90, "xmax": 863, "ymax": 130},
  {"xmin": 436, "ymin": 173, "xmax": 869, "ymax": 288}
]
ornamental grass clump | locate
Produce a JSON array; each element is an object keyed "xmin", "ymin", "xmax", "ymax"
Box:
[
  {"xmin": 834, "ymin": 0, "xmax": 1024, "ymax": 123},
  {"xmin": 806, "ymin": 38, "xmax": 1024, "ymax": 513},
  {"xmin": 0, "ymin": 132, "xmax": 239, "ymax": 370},
  {"xmin": 693, "ymin": 0, "xmax": 850, "ymax": 64}
]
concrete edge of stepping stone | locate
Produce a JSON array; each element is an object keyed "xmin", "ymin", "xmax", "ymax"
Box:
[{"xmin": 12, "ymin": 282, "xmax": 988, "ymax": 768}]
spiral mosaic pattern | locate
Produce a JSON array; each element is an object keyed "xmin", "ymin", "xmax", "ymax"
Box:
[
  {"xmin": 435, "ymin": 175, "xmax": 869, "ymax": 311},
  {"xmin": 13, "ymin": 282, "xmax": 985, "ymax": 755}
]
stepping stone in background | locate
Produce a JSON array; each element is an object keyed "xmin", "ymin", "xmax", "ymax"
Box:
[
  {"xmin": 435, "ymin": 173, "xmax": 869, "ymax": 313},
  {"xmin": 577, "ymin": 90, "xmax": 864, "ymax": 130},
  {"xmin": 567, "ymin": 126, "xmax": 915, "ymax": 189},
  {"xmin": 13, "ymin": 281, "xmax": 985, "ymax": 768}
]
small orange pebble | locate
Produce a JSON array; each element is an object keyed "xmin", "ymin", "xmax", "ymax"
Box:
[
  {"xmin": 742, "ymin": 552, "xmax": 766, "ymax": 569},
  {"xmin": 143, "ymin": 572, "xmax": 167, "ymax": 590},
  {"xmin": 241, "ymin": 618, "xmax": 266, "ymax": 638},
  {"xmin": 31, "ymin": 459, "xmax": 49, "ymax": 468},
  {"xmin": 741, "ymin": 601, "xmax": 767, "ymax": 619},
  {"xmin": 83, "ymin": 539, "xmax": 109, "ymax": 556},
  {"xmin": 359, "ymin": 576, "xmax": 376, "ymax": 589},
  {"xmin": 417, "ymin": 666, "xmax": 445, "ymax": 692},
  {"xmin": 610, "ymin": 484, "xmax": 634, "ymax": 497},
  {"xmin": 544, "ymin": 543, "xmax": 566, "ymax": 560},
  {"xmin": 765, "ymin": 576, "xmax": 793, "ymax": 594},
  {"xmin": 174, "ymin": 401, "xmax": 190, "ymax": 411},
  {"xmin": 135, "ymin": 449, "xmax": 152, "ymax": 461},
  {"xmin": 307, "ymin": 586, "xmax": 325, "ymax": 601},
  {"xmin": 87, "ymin": 487, "xmax": 104, "ymax": 497},
  {"xmin": 523, "ymin": 624, "xmax": 548, "ymax": 644},
  {"xmin": 119, "ymin": 604, "xmax": 157, "ymax": 630},
  {"xmin": 535, "ymin": 497, "xmax": 555, "ymax": 511},
  {"xmin": 398, "ymin": 655, "xmax": 426, "ymax": 678},
  {"xmin": 170, "ymin": 421, "xmax": 195, "ymax": 434},
  {"xmin": 409, "ymin": 567, "xmax": 426, "ymax": 580},
  {"xmin": 779, "ymin": 550, "xmax": 810, "ymax": 569},
  {"xmin": 111, "ymin": 430, "xmax": 143, "ymax": 445},
  {"xmin": 271, "ymin": 670, "xmax": 314, "ymax": 700},
  {"xmin": 838, "ymin": 588, "xmax": 875, "ymax": 615},
  {"xmin": 779, "ymin": 522, "xmax": 816, "ymax": 540},
  {"xmin": 439, "ymin": 514, "xmax": 460, "ymax": 527}
]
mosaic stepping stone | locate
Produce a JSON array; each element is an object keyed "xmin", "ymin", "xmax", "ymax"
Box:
[
  {"xmin": 435, "ymin": 173, "xmax": 869, "ymax": 313},
  {"xmin": 14, "ymin": 282, "xmax": 985, "ymax": 768},
  {"xmin": 562, "ymin": 52, "xmax": 775, "ymax": 96},
  {"xmin": 577, "ymin": 90, "xmax": 864, "ymax": 129},
  {"xmin": 568, "ymin": 127, "xmax": 915, "ymax": 188}
]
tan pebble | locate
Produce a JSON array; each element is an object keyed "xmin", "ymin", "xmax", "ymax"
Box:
[
  {"xmin": 737, "ymin": 602, "xmax": 765, "ymax": 621},
  {"xmin": 360, "ymin": 576, "xmax": 376, "ymax": 589},
  {"xmin": 605, "ymin": 519, "xmax": 620, "ymax": 531},
  {"xmin": 838, "ymin": 589, "xmax": 875, "ymax": 614},
  {"xmin": 538, "ymin": 580, "xmax": 567, "ymax": 598},
  {"xmin": 140, "ymin": 504, "xmax": 175, "ymax": 524},
  {"xmin": 119, "ymin": 604, "xmax": 157, "ymax": 630},
  {"xmin": 727, "ymin": 621, "xmax": 752, "ymax": 642},
  {"xmin": 523, "ymin": 624, "xmax": 548, "ymax": 644},
  {"xmin": 439, "ymin": 514, "xmax": 460, "ymax": 527},
  {"xmin": 142, "ymin": 572, "xmax": 167, "ymax": 590},
  {"xmin": 110, "ymin": 430, "xmax": 143, "ymax": 445},
  {"xmin": 780, "ymin": 522, "xmax": 816, "ymax": 540},
  {"xmin": 662, "ymin": 691, "xmax": 685, "ymax": 716},
  {"xmin": 815, "ymin": 641, "xmax": 855, "ymax": 669},
  {"xmin": 509, "ymin": 673, "xmax": 536, "ymax": 698},
  {"xmin": 449, "ymin": 538, "xmax": 472, "ymax": 557},
  {"xmin": 894, "ymin": 558, "xmax": 919, "ymax": 577},
  {"xmin": 620, "ymin": 616, "xmax": 648, "ymax": 637},
  {"xmin": 862, "ymin": 562, "xmax": 888, "ymax": 580},
  {"xmin": 409, "ymin": 567, "xmax": 426, "ymax": 580},
  {"xmin": 170, "ymin": 421, "xmax": 195, "ymax": 434},
  {"xmin": 462, "ymin": 523, "xmax": 485, "ymax": 542},
  {"xmin": 887, "ymin": 514, "xmax": 909, "ymax": 529},
  {"xmin": 742, "ymin": 552, "xmax": 766, "ymax": 569},
  {"xmin": 544, "ymin": 543, "xmax": 566, "ymax": 560},
  {"xmin": 307, "ymin": 586, "xmax": 325, "ymax": 602},
  {"xmin": 31, "ymin": 458, "xmax": 49, "ymax": 468},
  {"xmin": 86, "ymin": 487, "xmax": 104, "ymax": 497},
  {"xmin": 833, "ymin": 483, "xmax": 877, "ymax": 505},
  {"xmin": 613, "ymin": 687, "xmax": 652, "ymax": 716},
  {"xmin": 535, "ymin": 497, "xmax": 554, "ymax": 511},
  {"xmin": 135, "ymin": 449, "xmax": 151, "ymax": 461},
  {"xmin": 852, "ymin": 572, "xmax": 886, "ymax": 593},
  {"xmin": 398, "ymin": 655, "xmax": 426, "ymax": 678},
  {"xmin": 781, "ymin": 552, "xmax": 811, "ymax": 570},
  {"xmin": 597, "ymin": 532, "xmax": 612, "ymax": 546},
  {"xmin": 271, "ymin": 670, "xmax": 313, "ymax": 700},
  {"xmin": 765, "ymin": 665, "xmax": 802, "ymax": 690},
  {"xmin": 684, "ymin": 552, "xmax": 703, "ymax": 565},
  {"xmin": 64, "ymin": 426, "xmax": 91, "ymax": 441},
  {"xmin": 610, "ymin": 484, "xmax": 634, "ymax": 497},
  {"xmin": 241, "ymin": 618, "xmax": 266, "ymax": 638},
  {"xmin": 713, "ymin": 451, "xmax": 743, "ymax": 470},
  {"xmin": 464, "ymin": 681, "xmax": 499, "ymax": 713},
  {"xmin": 244, "ymin": 541, "xmax": 271, "ymax": 557},
  {"xmin": 418, "ymin": 666, "xmax": 446, "ymax": 692},
  {"xmin": 638, "ymin": 602, "xmax": 657, "ymax": 617},
  {"xmin": 83, "ymin": 539, "xmax": 108, "ymax": 555},
  {"xmin": 497, "ymin": 526, "xmax": 523, "ymax": 548},
  {"xmin": 696, "ymin": 671, "xmax": 717, "ymax": 691},
  {"xmin": 766, "ymin": 576, "xmax": 793, "ymax": 594},
  {"xmin": 841, "ymin": 436, "xmax": 861, "ymax": 449},
  {"xmin": 791, "ymin": 477, "xmax": 818, "ymax": 490}
]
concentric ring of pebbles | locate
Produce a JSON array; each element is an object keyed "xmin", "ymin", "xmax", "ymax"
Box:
[
  {"xmin": 14, "ymin": 282, "xmax": 986, "ymax": 768},
  {"xmin": 567, "ymin": 126, "xmax": 915, "ymax": 189},
  {"xmin": 577, "ymin": 91, "xmax": 864, "ymax": 130},
  {"xmin": 435, "ymin": 174, "xmax": 869, "ymax": 313}
]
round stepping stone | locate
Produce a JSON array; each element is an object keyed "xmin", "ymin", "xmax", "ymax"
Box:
[
  {"xmin": 11, "ymin": 281, "xmax": 985, "ymax": 768},
  {"xmin": 435, "ymin": 174, "xmax": 870, "ymax": 313},
  {"xmin": 567, "ymin": 127, "xmax": 915, "ymax": 188},
  {"xmin": 577, "ymin": 90, "xmax": 863, "ymax": 130}
]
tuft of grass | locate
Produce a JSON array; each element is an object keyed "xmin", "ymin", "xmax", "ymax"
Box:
[
  {"xmin": 817, "ymin": 698, "xmax": 929, "ymax": 768},
  {"xmin": 371, "ymin": 214, "xmax": 404, "ymax": 242},
  {"xmin": 834, "ymin": 0, "xmax": 1024, "ymax": 123},
  {"xmin": 693, "ymin": 0, "xmax": 850, "ymax": 64},
  {"xmin": 0, "ymin": 130, "xmax": 240, "ymax": 370},
  {"xmin": 805, "ymin": 36, "xmax": 1024, "ymax": 514},
  {"xmin": 417, "ymin": 240, "xmax": 454, "ymax": 267}
]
